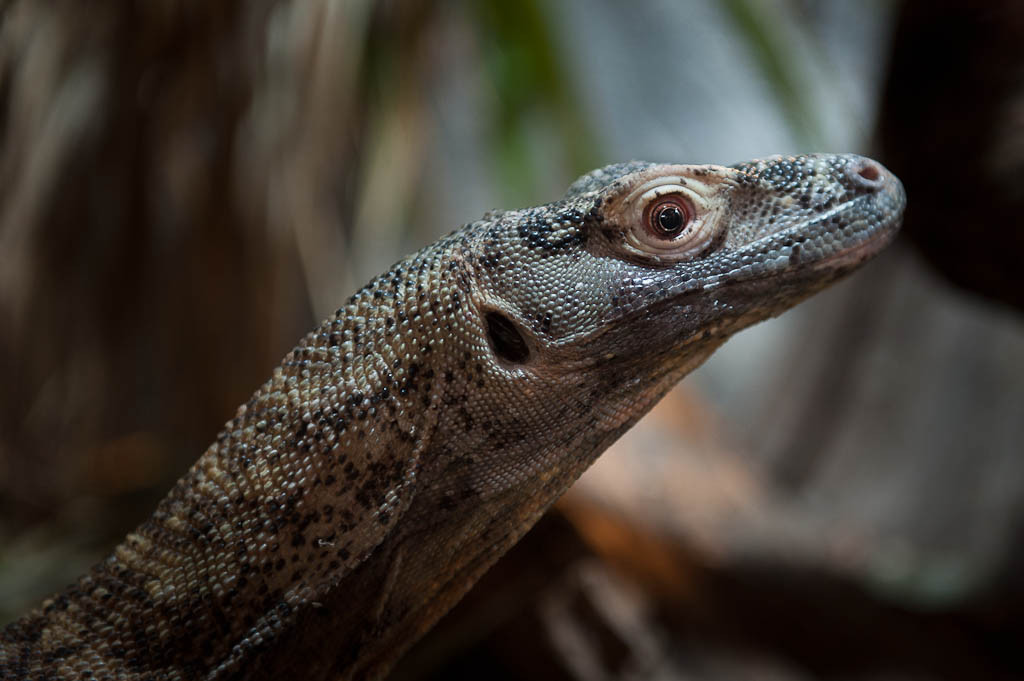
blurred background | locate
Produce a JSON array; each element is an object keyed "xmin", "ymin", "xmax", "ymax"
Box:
[{"xmin": 2, "ymin": 0, "xmax": 1023, "ymax": 679}]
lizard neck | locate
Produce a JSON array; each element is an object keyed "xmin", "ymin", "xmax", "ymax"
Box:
[{"xmin": 2, "ymin": 237, "xmax": 467, "ymax": 679}]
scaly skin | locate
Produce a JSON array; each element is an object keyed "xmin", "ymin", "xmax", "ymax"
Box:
[{"xmin": 0, "ymin": 154, "xmax": 905, "ymax": 680}]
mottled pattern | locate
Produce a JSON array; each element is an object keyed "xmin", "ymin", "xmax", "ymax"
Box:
[{"xmin": 0, "ymin": 154, "xmax": 904, "ymax": 680}]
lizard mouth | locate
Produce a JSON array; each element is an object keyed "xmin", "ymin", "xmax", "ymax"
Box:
[
  {"xmin": 799, "ymin": 182, "xmax": 905, "ymax": 272},
  {"xmin": 719, "ymin": 173, "xmax": 906, "ymax": 288}
]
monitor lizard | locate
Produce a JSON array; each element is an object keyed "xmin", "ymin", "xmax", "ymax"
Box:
[{"xmin": 0, "ymin": 153, "xmax": 905, "ymax": 680}]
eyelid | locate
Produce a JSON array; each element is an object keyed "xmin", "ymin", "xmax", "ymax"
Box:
[{"xmin": 639, "ymin": 184, "xmax": 688, "ymax": 203}]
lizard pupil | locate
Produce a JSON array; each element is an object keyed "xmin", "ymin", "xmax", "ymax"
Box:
[{"xmin": 655, "ymin": 204, "xmax": 685, "ymax": 235}]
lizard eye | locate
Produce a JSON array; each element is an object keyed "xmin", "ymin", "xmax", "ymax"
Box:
[
  {"xmin": 609, "ymin": 169, "xmax": 729, "ymax": 263},
  {"xmin": 645, "ymin": 196, "xmax": 691, "ymax": 238},
  {"xmin": 631, "ymin": 188, "xmax": 710, "ymax": 256}
]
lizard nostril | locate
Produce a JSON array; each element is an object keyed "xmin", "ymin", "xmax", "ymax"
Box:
[
  {"xmin": 849, "ymin": 159, "xmax": 884, "ymax": 188},
  {"xmin": 857, "ymin": 164, "xmax": 880, "ymax": 181}
]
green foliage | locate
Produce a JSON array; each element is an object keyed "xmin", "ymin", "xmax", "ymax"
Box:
[{"xmin": 470, "ymin": 0, "xmax": 600, "ymax": 202}]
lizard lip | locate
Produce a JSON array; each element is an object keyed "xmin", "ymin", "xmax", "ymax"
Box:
[
  {"xmin": 811, "ymin": 216, "xmax": 900, "ymax": 270},
  {"xmin": 810, "ymin": 173, "xmax": 906, "ymax": 271}
]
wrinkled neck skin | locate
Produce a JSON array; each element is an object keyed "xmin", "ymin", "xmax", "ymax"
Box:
[{"xmin": 0, "ymin": 154, "xmax": 904, "ymax": 681}]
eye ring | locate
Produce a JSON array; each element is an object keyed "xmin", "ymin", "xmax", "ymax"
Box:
[{"xmin": 643, "ymin": 195, "xmax": 692, "ymax": 240}]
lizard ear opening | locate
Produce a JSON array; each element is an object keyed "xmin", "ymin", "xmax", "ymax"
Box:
[{"xmin": 485, "ymin": 311, "xmax": 530, "ymax": 364}]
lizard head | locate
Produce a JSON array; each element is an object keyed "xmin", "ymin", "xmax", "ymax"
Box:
[{"xmin": 468, "ymin": 153, "xmax": 904, "ymax": 382}]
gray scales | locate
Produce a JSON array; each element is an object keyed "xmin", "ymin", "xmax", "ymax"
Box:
[{"xmin": 0, "ymin": 154, "xmax": 905, "ymax": 680}]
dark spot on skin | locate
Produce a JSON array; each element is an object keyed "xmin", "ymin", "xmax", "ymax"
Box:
[
  {"xmin": 480, "ymin": 250, "xmax": 502, "ymax": 269},
  {"xmin": 516, "ymin": 213, "xmax": 586, "ymax": 252}
]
